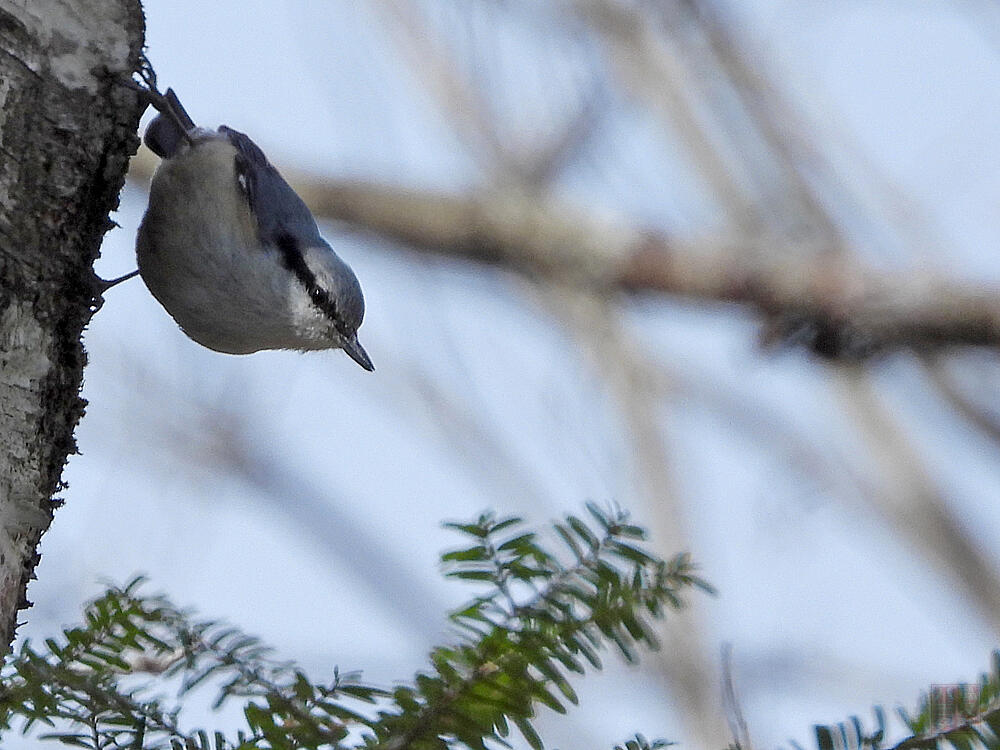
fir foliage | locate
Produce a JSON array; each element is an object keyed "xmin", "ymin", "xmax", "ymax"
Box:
[
  {"xmin": 0, "ymin": 505, "xmax": 711, "ymax": 750},
  {"xmin": 809, "ymin": 651, "xmax": 1000, "ymax": 750}
]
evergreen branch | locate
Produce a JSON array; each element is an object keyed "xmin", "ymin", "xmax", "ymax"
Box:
[
  {"xmin": 21, "ymin": 507, "xmax": 1000, "ymax": 750},
  {"xmin": 367, "ymin": 505, "xmax": 710, "ymax": 750},
  {"xmin": 0, "ymin": 577, "xmax": 382, "ymax": 749},
  {"xmin": 0, "ymin": 508, "xmax": 703, "ymax": 750},
  {"xmin": 811, "ymin": 651, "xmax": 1000, "ymax": 750}
]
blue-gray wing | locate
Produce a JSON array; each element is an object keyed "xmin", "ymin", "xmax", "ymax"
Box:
[
  {"xmin": 219, "ymin": 126, "xmax": 364, "ymax": 337},
  {"xmin": 219, "ymin": 126, "xmax": 324, "ymax": 248}
]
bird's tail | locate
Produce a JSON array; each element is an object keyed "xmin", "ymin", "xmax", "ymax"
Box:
[{"xmin": 144, "ymin": 88, "xmax": 197, "ymax": 158}]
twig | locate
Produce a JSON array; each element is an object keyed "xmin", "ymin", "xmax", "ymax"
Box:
[
  {"xmin": 721, "ymin": 644, "xmax": 754, "ymax": 750},
  {"xmin": 832, "ymin": 366, "xmax": 1000, "ymax": 631},
  {"xmin": 923, "ymin": 355, "xmax": 1000, "ymax": 446},
  {"xmin": 370, "ymin": 0, "xmax": 509, "ymax": 172},
  {"xmin": 570, "ymin": 0, "xmax": 759, "ymax": 226}
]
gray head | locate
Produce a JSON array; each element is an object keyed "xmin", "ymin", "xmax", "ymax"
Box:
[{"xmin": 273, "ymin": 233, "xmax": 373, "ymax": 370}]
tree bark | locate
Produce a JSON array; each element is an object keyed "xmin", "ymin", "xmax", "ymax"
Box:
[{"xmin": 0, "ymin": 0, "xmax": 144, "ymax": 653}]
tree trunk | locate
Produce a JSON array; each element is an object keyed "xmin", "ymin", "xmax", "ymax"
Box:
[{"xmin": 0, "ymin": 0, "xmax": 144, "ymax": 653}]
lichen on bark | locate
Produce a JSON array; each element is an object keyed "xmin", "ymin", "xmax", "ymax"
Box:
[{"xmin": 0, "ymin": 0, "xmax": 146, "ymax": 653}]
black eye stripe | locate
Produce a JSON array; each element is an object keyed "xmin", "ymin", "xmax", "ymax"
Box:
[{"xmin": 274, "ymin": 233, "xmax": 349, "ymax": 337}]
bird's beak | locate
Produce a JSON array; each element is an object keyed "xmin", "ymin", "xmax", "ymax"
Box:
[{"xmin": 342, "ymin": 336, "xmax": 375, "ymax": 372}]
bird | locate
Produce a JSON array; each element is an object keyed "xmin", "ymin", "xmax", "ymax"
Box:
[{"xmin": 130, "ymin": 85, "xmax": 374, "ymax": 371}]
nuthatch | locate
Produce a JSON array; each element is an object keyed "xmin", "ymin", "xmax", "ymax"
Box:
[{"xmin": 129, "ymin": 84, "xmax": 373, "ymax": 371}]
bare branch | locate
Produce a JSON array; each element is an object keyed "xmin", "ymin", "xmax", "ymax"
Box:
[
  {"xmin": 570, "ymin": 0, "xmax": 759, "ymax": 225},
  {"xmin": 542, "ymin": 287, "xmax": 728, "ymax": 749},
  {"xmin": 287, "ymin": 174, "xmax": 1000, "ymax": 358},
  {"xmin": 666, "ymin": 0, "xmax": 845, "ymax": 239},
  {"xmin": 923, "ymin": 355, "xmax": 1000, "ymax": 446},
  {"xmin": 722, "ymin": 644, "xmax": 754, "ymax": 750},
  {"xmin": 832, "ymin": 366, "xmax": 1000, "ymax": 631},
  {"xmin": 516, "ymin": 76, "xmax": 608, "ymax": 188},
  {"xmin": 126, "ymin": 146, "xmax": 1000, "ymax": 358},
  {"xmin": 371, "ymin": 0, "xmax": 509, "ymax": 172}
]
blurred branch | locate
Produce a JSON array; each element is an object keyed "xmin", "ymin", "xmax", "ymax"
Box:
[
  {"xmin": 546, "ymin": 287, "xmax": 728, "ymax": 749},
  {"xmin": 570, "ymin": 0, "xmax": 759, "ymax": 225},
  {"xmin": 127, "ymin": 151, "xmax": 1000, "ymax": 357},
  {"xmin": 645, "ymin": 364, "xmax": 869, "ymax": 503},
  {"xmin": 371, "ymin": 0, "xmax": 507, "ymax": 171},
  {"xmin": 665, "ymin": 0, "xmax": 844, "ymax": 240},
  {"xmin": 517, "ymin": 77, "xmax": 608, "ymax": 188},
  {"xmin": 295, "ymin": 179, "xmax": 1000, "ymax": 359},
  {"xmin": 832, "ymin": 366, "xmax": 1000, "ymax": 632},
  {"xmin": 923, "ymin": 355, "xmax": 1000, "ymax": 446},
  {"xmin": 372, "ymin": 0, "xmax": 604, "ymax": 188},
  {"xmin": 722, "ymin": 644, "xmax": 754, "ymax": 750},
  {"xmin": 385, "ymin": 358, "xmax": 559, "ymax": 515},
  {"xmin": 115, "ymin": 353, "xmax": 448, "ymax": 638}
]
